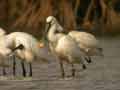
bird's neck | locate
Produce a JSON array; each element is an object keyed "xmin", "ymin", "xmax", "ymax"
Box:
[{"xmin": 48, "ymin": 24, "xmax": 58, "ymax": 43}]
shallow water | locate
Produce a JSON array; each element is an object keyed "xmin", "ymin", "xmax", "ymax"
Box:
[{"xmin": 0, "ymin": 37, "xmax": 120, "ymax": 90}]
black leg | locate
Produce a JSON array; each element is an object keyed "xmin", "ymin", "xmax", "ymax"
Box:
[
  {"xmin": 85, "ymin": 56, "xmax": 92, "ymax": 63},
  {"xmin": 82, "ymin": 64, "xmax": 87, "ymax": 69},
  {"xmin": 21, "ymin": 61, "xmax": 26, "ymax": 77},
  {"xmin": 71, "ymin": 63, "xmax": 75, "ymax": 77},
  {"xmin": 29, "ymin": 63, "xmax": 32, "ymax": 77},
  {"xmin": 80, "ymin": 58, "xmax": 87, "ymax": 69},
  {"xmin": 59, "ymin": 60, "xmax": 65, "ymax": 78},
  {"xmin": 88, "ymin": 56, "xmax": 92, "ymax": 63},
  {"xmin": 13, "ymin": 55, "xmax": 16, "ymax": 76},
  {"xmin": 2, "ymin": 67, "xmax": 6, "ymax": 76}
]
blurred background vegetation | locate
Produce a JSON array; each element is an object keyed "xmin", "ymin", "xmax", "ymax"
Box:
[{"xmin": 0, "ymin": 0, "xmax": 120, "ymax": 38}]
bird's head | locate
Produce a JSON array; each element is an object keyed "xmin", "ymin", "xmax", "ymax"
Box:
[
  {"xmin": 45, "ymin": 16, "xmax": 64, "ymax": 33},
  {"xmin": 46, "ymin": 16, "xmax": 56, "ymax": 25},
  {"xmin": 45, "ymin": 16, "xmax": 57, "ymax": 34}
]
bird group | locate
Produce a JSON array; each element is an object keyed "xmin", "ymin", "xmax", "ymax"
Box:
[
  {"xmin": 0, "ymin": 29, "xmax": 52, "ymax": 77},
  {"xmin": 0, "ymin": 16, "xmax": 103, "ymax": 79}
]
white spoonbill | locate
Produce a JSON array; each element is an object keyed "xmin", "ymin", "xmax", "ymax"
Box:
[{"xmin": 44, "ymin": 16, "xmax": 86, "ymax": 78}]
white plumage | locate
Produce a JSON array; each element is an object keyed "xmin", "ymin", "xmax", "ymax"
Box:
[
  {"xmin": 7, "ymin": 32, "xmax": 40, "ymax": 61},
  {"xmin": 68, "ymin": 31, "xmax": 103, "ymax": 56},
  {"xmin": 55, "ymin": 35, "xmax": 85, "ymax": 63},
  {"xmin": 2, "ymin": 32, "xmax": 50, "ymax": 62},
  {"xmin": 0, "ymin": 28, "xmax": 12, "ymax": 75},
  {"xmin": 0, "ymin": 47, "xmax": 11, "ymax": 65},
  {"xmin": 0, "ymin": 28, "xmax": 6, "ymax": 37},
  {"xmin": 7, "ymin": 32, "xmax": 51, "ymax": 77},
  {"xmin": 46, "ymin": 16, "xmax": 103, "ymax": 64},
  {"xmin": 0, "ymin": 31, "xmax": 51, "ymax": 77},
  {"xmin": 45, "ymin": 16, "xmax": 86, "ymax": 78}
]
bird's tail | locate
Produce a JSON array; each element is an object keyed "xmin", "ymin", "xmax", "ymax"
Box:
[{"xmin": 87, "ymin": 47, "xmax": 104, "ymax": 57}]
